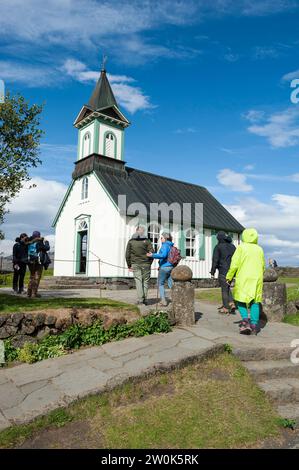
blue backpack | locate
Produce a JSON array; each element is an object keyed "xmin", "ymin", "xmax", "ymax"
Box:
[{"xmin": 28, "ymin": 242, "xmax": 40, "ymax": 264}]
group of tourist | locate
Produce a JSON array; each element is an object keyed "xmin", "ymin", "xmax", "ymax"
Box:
[
  {"xmin": 12, "ymin": 231, "xmax": 51, "ymax": 298},
  {"xmin": 126, "ymin": 225, "xmax": 268, "ymax": 336}
]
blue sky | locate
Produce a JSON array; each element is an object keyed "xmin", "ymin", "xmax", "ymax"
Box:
[{"xmin": 1, "ymin": 0, "xmax": 299, "ymax": 264}]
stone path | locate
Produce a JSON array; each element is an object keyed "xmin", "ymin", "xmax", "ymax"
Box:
[{"xmin": 0, "ymin": 287, "xmax": 299, "ymax": 439}]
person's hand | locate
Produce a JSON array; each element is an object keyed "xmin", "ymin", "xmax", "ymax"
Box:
[
  {"xmin": 128, "ymin": 267, "xmax": 133, "ymax": 272},
  {"xmin": 211, "ymin": 274, "xmax": 215, "ymax": 279},
  {"xmin": 146, "ymin": 252, "xmax": 152, "ymax": 257}
]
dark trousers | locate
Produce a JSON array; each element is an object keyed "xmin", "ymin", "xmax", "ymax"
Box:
[
  {"xmin": 12, "ymin": 263, "xmax": 27, "ymax": 292},
  {"xmin": 27, "ymin": 263, "xmax": 43, "ymax": 297},
  {"xmin": 218, "ymin": 273, "xmax": 234, "ymax": 309}
]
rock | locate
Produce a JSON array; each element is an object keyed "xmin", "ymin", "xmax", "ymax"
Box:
[
  {"xmin": 36, "ymin": 326, "xmax": 51, "ymax": 340},
  {"xmin": 172, "ymin": 280, "xmax": 195, "ymax": 326},
  {"xmin": 171, "ymin": 265, "xmax": 193, "ymax": 282},
  {"xmin": 49, "ymin": 328, "xmax": 59, "ymax": 335},
  {"xmin": 0, "ymin": 325, "xmax": 18, "ymax": 339},
  {"xmin": 6, "ymin": 313, "xmax": 24, "ymax": 327},
  {"xmin": 103, "ymin": 315, "xmax": 126, "ymax": 330},
  {"xmin": 295, "ymin": 300, "xmax": 299, "ymax": 310},
  {"xmin": 262, "ymin": 282, "xmax": 287, "ymax": 322},
  {"xmin": 286, "ymin": 301, "xmax": 297, "ymax": 316},
  {"xmin": 263, "ymin": 268, "xmax": 278, "ymax": 282},
  {"xmin": 34, "ymin": 313, "xmax": 46, "ymax": 327},
  {"xmin": 0, "ymin": 315, "xmax": 9, "ymax": 327},
  {"xmin": 44, "ymin": 315, "xmax": 57, "ymax": 326},
  {"xmin": 11, "ymin": 335, "xmax": 37, "ymax": 349},
  {"xmin": 55, "ymin": 316, "xmax": 73, "ymax": 331},
  {"xmin": 20, "ymin": 319, "xmax": 36, "ymax": 335}
]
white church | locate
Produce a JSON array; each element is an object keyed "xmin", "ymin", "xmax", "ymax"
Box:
[{"xmin": 53, "ymin": 66, "xmax": 243, "ymax": 280}]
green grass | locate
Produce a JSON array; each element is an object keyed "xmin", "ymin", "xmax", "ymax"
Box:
[
  {"xmin": 278, "ymin": 276, "xmax": 299, "ymax": 285},
  {"xmin": 0, "ymin": 353, "xmax": 282, "ymax": 449},
  {"xmin": 0, "ymin": 292, "xmax": 138, "ymax": 314},
  {"xmin": 0, "ymin": 268, "xmax": 53, "ymax": 288},
  {"xmin": 195, "ymin": 288, "xmax": 222, "ymax": 304},
  {"xmin": 284, "ymin": 314, "xmax": 299, "ymax": 326}
]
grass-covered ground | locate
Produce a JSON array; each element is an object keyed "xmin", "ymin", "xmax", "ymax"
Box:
[
  {"xmin": 0, "ymin": 352, "xmax": 283, "ymax": 449},
  {"xmin": 0, "ymin": 292, "xmax": 138, "ymax": 315},
  {"xmin": 0, "ymin": 268, "xmax": 53, "ymax": 288}
]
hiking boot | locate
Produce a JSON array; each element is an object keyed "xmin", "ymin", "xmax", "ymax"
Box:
[
  {"xmin": 229, "ymin": 302, "xmax": 236, "ymax": 314},
  {"xmin": 250, "ymin": 324, "xmax": 259, "ymax": 336},
  {"xmin": 218, "ymin": 307, "xmax": 230, "ymax": 315},
  {"xmin": 159, "ymin": 298, "xmax": 168, "ymax": 307},
  {"xmin": 143, "ymin": 299, "xmax": 148, "ymax": 306},
  {"xmin": 239, "ymin": 320, "xmax": 251, "ymax": 335}
]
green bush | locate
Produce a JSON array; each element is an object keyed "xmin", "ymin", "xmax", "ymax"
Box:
[{"xmin": 4, "ymin": 312, "xmax": 171, "ymax": 364}]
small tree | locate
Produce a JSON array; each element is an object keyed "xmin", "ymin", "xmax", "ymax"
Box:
[{"xmin": 0, "ymin": 93, "xmax": 44, "ymax": 239}]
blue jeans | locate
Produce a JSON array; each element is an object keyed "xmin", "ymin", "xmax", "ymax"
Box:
[{"xmin": 158, "ymin": 266, "xmax": 173, "ymax": 299}]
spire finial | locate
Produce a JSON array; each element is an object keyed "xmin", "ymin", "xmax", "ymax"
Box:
[{"xmin": 101, "ymin": 54, "xmax": 107, "ymax": 72}]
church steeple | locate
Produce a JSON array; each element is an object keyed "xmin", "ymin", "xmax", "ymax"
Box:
[
  {"xmin": 88, "ymin": 68, "xmax": 118, "ymax": 111},
  {"xmin": 74, "ymin": 62, "xmax": 130, "ymax": 162}
]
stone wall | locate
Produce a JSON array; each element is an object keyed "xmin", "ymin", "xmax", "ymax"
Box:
[{"xmin": 0, "ymin": 308, "xmax": 138, "ymax": 349}]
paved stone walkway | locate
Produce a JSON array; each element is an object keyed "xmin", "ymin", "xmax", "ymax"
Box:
[{"xmin": 0, "ymin": 288, "xmax": 299, "ymax": 435}]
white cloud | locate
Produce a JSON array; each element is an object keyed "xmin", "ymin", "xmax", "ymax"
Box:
[
  {"xmin": 225, "ymin": 192, "xmax": 299, "ymax": 265},
  {"xmin": 253, "ymin": 46, "xmax": 279, "ymax": 59},
  {"xmin": 245, "ymin": 107, "xmax": 299, "ymax": 148},
  {"xmin": 0, "ymin": 60, "xmax": 58, "ymax": 87},
  {"xmin": 61, "ymin": 59, "xmax": 153, "ymax": 114},
  {"xmin": 1, "ymin": 177, "xmax": 67, "ymax": 254},
  {"xmin": 243, "ymin": 109, "xmax": 265, "ymax": 123},
  {"xmin": 281, "ymin": 69, "xmax": 299, "ymax": 81},
  {"xmin": 217, "ymin": 169, "xmax": 253, "ymax": 192},
  {"xmin": 174, "ymin": 127, "xmax": 197, "ymax": 134}
]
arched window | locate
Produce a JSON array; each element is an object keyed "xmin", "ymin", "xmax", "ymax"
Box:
[
  {"xmin": 81, "ymin": 177, "xmax": 88, "ymax": 200},
  {"xmin": 78, "ymin": 220, "xmax": 88, "ymax": 231},
  {"xmin": 185, "ymin": 228, "xmax": 197, "ymax": 257},
  {"xmin": 82, "ymin": 132, "xmax": 90, "ymax": 158},
  {"xmin": 105, "ymin": 132, "xmax": 116, "ymax": 158},
  {"xmin": 148, "ymin": 223, "xmax": 160, "ymax": 252}
]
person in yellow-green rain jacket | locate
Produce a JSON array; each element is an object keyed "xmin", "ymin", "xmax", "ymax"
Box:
[{"xmin": 226, "ymin": 228, "xmax": 265, "ymax": 336}]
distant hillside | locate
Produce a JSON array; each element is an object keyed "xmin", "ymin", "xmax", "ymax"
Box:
[{"xmin": 0, "ymin": 252, "xmax": 55, "ymax": 273}]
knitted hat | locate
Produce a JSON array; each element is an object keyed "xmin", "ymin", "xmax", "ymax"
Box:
[{"xmin": 32, "ymin": 231, "xmax": 41, "ymax": 238}]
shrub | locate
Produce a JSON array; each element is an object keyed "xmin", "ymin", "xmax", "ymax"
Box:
[{"xmin": 4, "ymin": 312, "xmax": 171, "ymax": 365}]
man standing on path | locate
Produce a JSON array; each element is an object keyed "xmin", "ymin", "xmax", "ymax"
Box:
[
  {"xmin": 125, "ymin": 226, "xmax": 153, "ymax": 305},
  {"xmin": 210, "ymin": 231, "xmax": 236, "ymax": 314}
]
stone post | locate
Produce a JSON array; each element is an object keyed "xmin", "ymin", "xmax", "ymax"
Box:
[
  {"xmin": 262, "ymin": 268, "xmax": 287, "ymax": 322},
  {"xmin": 171, "ymin": 265, "xmax": 195, "ymax": 326}
]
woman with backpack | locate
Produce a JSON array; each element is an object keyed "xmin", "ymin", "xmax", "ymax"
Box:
[
  {"xmin": 147, "ymin": 232, "xmax": 176, "ymax": 306},
  {"xmin": 26, "ymin": 231, "xmax": 51, "ymax": 298}
]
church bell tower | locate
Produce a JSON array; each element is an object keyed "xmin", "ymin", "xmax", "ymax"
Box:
[{"xmin": 74, "ymin": 63, "xmax": 130, "ymax": 162}]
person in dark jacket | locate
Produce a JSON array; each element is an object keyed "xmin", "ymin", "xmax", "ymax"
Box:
[
  {"xmin": 12, "ymin": 233, "xmax": 28, "ymax": 294},
  {"xmin": 147, "ymin": 232, "xmax": 174, "ymax": 306},
  {"xmin": 210, "ymin": 231, "xmax": 236, "ymax": 314},
  {"xmin": 125, "ymin": 226, "xmax": 153, "ymax": 305},
  {"xmin": 26, "ymin": 231, "xmax": 50, "ymax": 298}
]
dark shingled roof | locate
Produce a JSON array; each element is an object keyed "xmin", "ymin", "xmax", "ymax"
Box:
[
  {"xmin": 88, "ymin": 69, "xmax": 118, "ymax": 111},
  {"xmin": 77, "ymin": 155, "xmax": 244, "ymax": 233}
]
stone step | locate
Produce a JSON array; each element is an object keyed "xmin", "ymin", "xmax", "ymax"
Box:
[
  {"xmin": 276, "ymin": 404, "xmax": 299, "ymax": 424},
  {"xmin": 257, "ymin": 378, "xmax": 299, "ymax": 404},
  {"xmin": 40, "ymin": 284, "xmax": 102, "ymax": 290},
  {"xmin": 244, "ymin": 360, "xmax": 299, "ymax": 380},
  {"xmin": 234, "ymin": 346, "xmax": 294, "ymax": 361}
]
